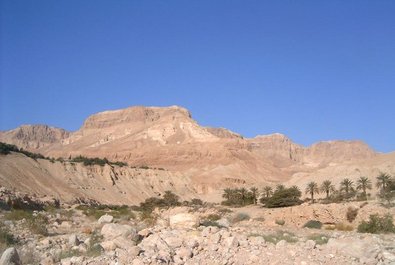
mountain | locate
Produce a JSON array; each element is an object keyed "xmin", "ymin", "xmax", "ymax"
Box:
[{"xmin": 0, "ymin": 105, "xmax": 393, "ymax": 204}]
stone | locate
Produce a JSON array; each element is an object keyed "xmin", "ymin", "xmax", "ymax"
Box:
[
  {"xmin": 68, "ymin": 234, "xmax": 79, "ymax": 246},
  {"xmin": 129, "ymin": 246, "xmax": 142, "ymax": 257},
  {"xmin": 100, "ymin": 241, "xmax": 117, "ymax": 251},
  {"xmin": 223, "ymin": 236, "xmax": 239, "ymax": 248},
  {"xmin": 217, "ymin": 218, "xmax": 230, "ymax": 228},
  {"xmin": 98, "ymin": 214, "xmax": 114, "ymax": 224},
  {"xmin": 101, "ymin": 223, "xmax": 138, "ymax": 241},
  {"xmin": 175, "ymin": 247, "xmax": 193, "ymax": 262},
  {"xmin": 169, "ymin": 213, "xmax": 200, "ymax": 229},
  {"xmin": 0, "ymin": 247, "xmax": 21, "ymax": 265},
  {"xmin": 276, "ymin": 240, "xmax": 287, "ymax": 248},
  {"xmin": 305, "ymin": 240, "xmax": 316, "ymax": 249}
]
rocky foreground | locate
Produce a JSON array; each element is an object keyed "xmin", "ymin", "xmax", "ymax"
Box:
[{"xmin": 1, "ymin": 201, "xmax": 395, "ymax": 265}]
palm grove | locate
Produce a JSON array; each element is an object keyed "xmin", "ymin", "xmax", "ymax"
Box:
[{"xmin": 221, "ymin": 173, "xmax": 395, "ymax": 208}]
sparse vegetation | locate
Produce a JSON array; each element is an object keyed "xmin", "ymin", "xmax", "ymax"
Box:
[
  {"xmin": 307, "ymin": 234, "xmax": 329, "ymax": 245},
  {"xmin": 357, "ymin": 214, "xmax": 395, "ymax": 234},
  {"xmin": 0, "ymin": 223, "xmax": 16, "ymax": 250},
  {"xmin": 303, "ymin": 220, "xmax": 322, "ymax": 229},
  {"xmin": 346, "ymin": 207, "xmax": 359, "ymax": 223},
  {"xmin": 221, "ymin": 188, "xmax": 257, "ymax": 206},
  {"xmin": 333, "ymin": 222, "xmax": 354, "ymax": 231},
  {"xmin": 262, "ymin": 230, "xmax": 298, "ymax": 244},
  {"xmin": 275, "ymin": 219, "xmax": 285, "ymax": 226},
  {"xmin": 230, "ymin": 213, "xmax": 250, "ymax": 223}
]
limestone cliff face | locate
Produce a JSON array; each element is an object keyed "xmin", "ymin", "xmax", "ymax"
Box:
[{"xmin": 0, "ymin": 125, "xmax": 70, "ymax": 150}]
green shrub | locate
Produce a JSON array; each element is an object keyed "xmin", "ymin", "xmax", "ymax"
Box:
[
  {"xmin": 231, "ymin": 213, "xmax": 250, "ymax": 223},
  {"xmin": 303, "ymin": 220, "xmax": 322, "ymax": 229},
  {"xmin": 357, "ymin": 214, "xmax": 395, "ymax": 234},
  {"xmin": 275, "ymin": 219, "xmax": 285, "ymax": 226},
  {"xmin": 190, "ymin": 198, "xmax": 204, "ymax": 206},
  {"xmin": 264, "ymin": 186, "xmax": 302, "ymax": 208},
  {"xmin": 5, "ymin": 210, "xmax": 33, "ymax": 221},
  {"xmin": 307, "ymin": 234, "xmax": 329, "ymax": 245}
]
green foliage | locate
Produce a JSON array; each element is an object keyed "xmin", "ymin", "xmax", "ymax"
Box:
[
  {"xmin": 346, "ymin": 207, "xmax": 359, "ymax": 223},
  {"xmin": 139, "ymin": 191, "xmax": 181, "ymax": 213},
  {"xmin": 190, "ymin": 198, "xmax": 204, "ymax": 206},
  {"xmin": 5, "ymin": 209, "xmax": 33, "ymax": 221},
  {"xmin": 0, "ymin": 142, "xmax": 46, "ymax": 160},
  {"xmin": 262, "ymin": 230, "xmax": 298, "ymax": 244},
  {"xmin": 320, "ymin": 180, "xmax": 335, "ymax": 199},
  {"xmin": 221, "ymin": 188, "xmax": 256, "ymax": 206},
  {"xmin": 357, "ymin": 214, "xmax": 395, "ymax": 234},
  {"xmin": 303, "ymin": 220, "xmax": 322, "ymax": 229},
  {"xmin": 77, "ymin": 204, "xmax": 135, "ymax": 220},
  {"xmin": 0, "ymin": 142, "xmax": 19, "ymax": 155},
  {"xmin": 70, "ymin": 155, "xmax": 128, "ymax": 167},
  {"xmin": 263, "ymin": 186, "xmax": 302, "ymax": 208},
  {"xmin": 305, "ymin": 181, "xmax": 319, "ymax": 202},
  {"xmin": 200, "ymin": 220, "xmax": 223, "ymax": 228}
]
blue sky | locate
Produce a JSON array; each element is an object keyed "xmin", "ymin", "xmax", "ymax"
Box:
[{"xmin": 1, "ymin": 1, "xmax": 394, "ymax": 152}]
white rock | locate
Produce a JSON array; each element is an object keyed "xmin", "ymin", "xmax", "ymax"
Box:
[
  {"xmin": 169, "ymin": 213, "xmax": 199, "ymax": 229},
  {"xmin": 101, "ymin": 223, "xmax": 138, "ymax": 241},
  {"xmin": 0, "ymin": 247, "xmax": 21, "ymax": 265},
  {"xmin": 68, "ymin": 234, "xmax": 79, "ymax": 246},
  {"xmin": 98, "ymin": 214, "xmax": 114, "ymax": 224}
]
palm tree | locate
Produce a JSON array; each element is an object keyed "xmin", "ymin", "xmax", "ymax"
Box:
[
  {"xmin": 275, "ymin": 184, "xmax": 285, "ymax": 193},
  {"xmin": 305, "ymin": 181, "xmax": 319, "ymax": 202},
  {"xmin": 263, "ymin": 186, "xmax": 273, "ymax": 198},
  {"xmin": 320, "ymin": 180, "xmax": 335, "ymax": 199},
  {"xmin": 376, "ymin": 173, "xmax": 391, "ymax": 191},
  {"xmin": 239, "ymin": 188, "xmax": 248, "ymax": 205},
  {"xmin": 222, "ymin": 188, "xmax": 232, "ymax": 201},
  {"xmin": 250, "ymin": 187, "xmax": 259, "ymax": 204},
  {"xmin": 356, "ymin": 176, "xmax": 372, "ymax": 197},
  {"xmin": 340, "ymin": 178, "xmax": 354, "ymax": 197}
]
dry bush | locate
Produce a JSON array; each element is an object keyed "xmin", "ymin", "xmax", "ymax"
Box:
[{"xmin": 346, "ymin": 207, "xmax": 359, "ymax": 223}]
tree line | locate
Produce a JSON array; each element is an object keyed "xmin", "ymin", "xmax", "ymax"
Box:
[{"xmin": 222, "ymin": 173, "xmax": 395, "ymax": 208}]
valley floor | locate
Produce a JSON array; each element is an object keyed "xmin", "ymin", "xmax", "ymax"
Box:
[{"xmin": 1, "ymin": 201, "xmax": 395, "ymax": 265}]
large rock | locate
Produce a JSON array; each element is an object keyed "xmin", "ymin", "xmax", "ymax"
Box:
[
  {"xmin": 98, "ymin": 214, "xmax": 114, "ymax": 224},
  {"xmin": 169, "ymin": 213, "xmax": 199, "ymax": 229},
  {"xmin": 101, "ymin": 223, "xmax": 138, "ymax": 241},
  {"xmin": 326, "ymin": 237, "xmax": 380, "ymax": 260},
  {"xmin": 0, "ymin": 247, "xmax": 21, "ymax": 265}
]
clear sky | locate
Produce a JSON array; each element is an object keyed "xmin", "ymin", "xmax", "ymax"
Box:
[{"xmin": 1, "ymin": 1, "xmax": 394, "ymax": 152}]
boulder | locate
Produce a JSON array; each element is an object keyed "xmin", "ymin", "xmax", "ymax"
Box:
[
  {"xmin": 169, "ymin": 213, "xmax": 199, "ymax": 229},
  {"xmin": 0, "ymin": 247, "xmax": 21, "ymax": 265},
  {"xmin": 68, "ymin": 234, "xmax": 79, "ymax": 246},
  {"xmin": 98, "ymin": 214, "xmax": 114, "ymax": 224},
  {"xmin": 101, "ymin": 223, "xmax": 138, "ymax": 241}
]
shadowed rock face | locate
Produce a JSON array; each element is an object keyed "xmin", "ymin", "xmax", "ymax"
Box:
[{"xmin": 0, "ymin": 105, "xmax": 393, "ymax": 204}]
